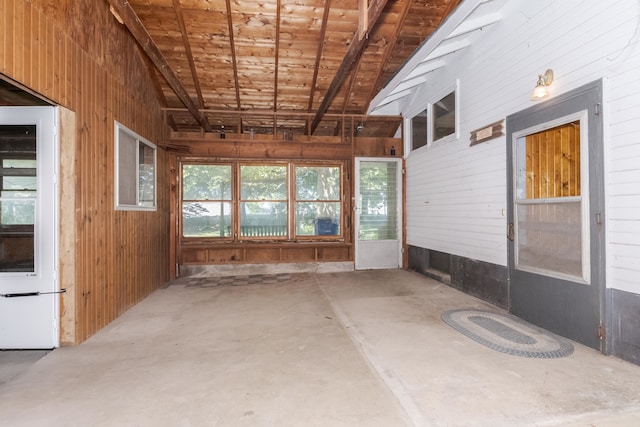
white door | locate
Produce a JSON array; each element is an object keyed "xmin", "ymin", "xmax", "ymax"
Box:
[
  {"xmin": 0, "ymin": 106, "xmax": 59, "ymax": 349},
  {"xmin": 354, "ymin": 158, "xmax": 402, "ymax": 270}
]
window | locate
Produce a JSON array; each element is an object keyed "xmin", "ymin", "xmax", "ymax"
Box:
[
  {"xmin": 295, "ymin": 165, "xmax": 341, "ymax": 236},
  {"xmin": 411, "ymin": 109, "xmax": 428, "ymax": 150},
  {"xmin": 115, "ymin": 122, "xmax": 156, "ymax": 210},
  {"xmin": 409, "ymin": 81, "xmax": 459, "ymax": 151},
  {"xmin": 1, "ymin": 125, "xmax": 36, "ymax": 272},
  {"xmin": 515, "ymin": 119, "xmax": 586, "ymax": 280},
  {"xmin": 182, "ymin": 165, "xmax": 232, "ymax": 237},
  {"xmin": 433, "ymin": 90, "xmax": 456, "ymax": 142},
  {"xmin": 180, "ymin": 161, "xmax": 343, "ymax": 240},
  {"xmin": 240, "ymin": 165, "xmax": 288, "ymax": 237}
]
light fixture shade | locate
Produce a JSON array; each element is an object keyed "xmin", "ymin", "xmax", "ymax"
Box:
[
  {"xmin": 530, "ymin": 80, "xmax": 548, "ymax": 100},
  {"xmin": 531, "ymin": 69, "xmax": 554, "ymax": 101}
]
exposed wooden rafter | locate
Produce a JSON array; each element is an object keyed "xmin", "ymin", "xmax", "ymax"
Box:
[
  {"xmin": 310, "ymin": 0, "xmax": 389, "ymax": 134},
  {"xmin": 172, "ymin": 0, "xmax": 206, "ymax": 110},
  {"xmin": 106, "ymin": 0, "xmax": 211, "ymax": 132},
  {"xmin": 225, "ymin": 0, "xmax": 241, "ymax": 111},
  {"xmin": 274, "ymin": 0, "xmax": 282, "ymax": 111},
  {"xmin": 305, "ymin": 0, "xmax": 332, "ymax": 134}
]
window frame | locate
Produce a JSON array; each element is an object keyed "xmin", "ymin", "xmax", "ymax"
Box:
[
  {"xmin": 293, "ymin": 163, "xmax": 342, "ymax": 240},
  {"xmin": 238, "ymin": 162, "xmax": 289, "ymax": 241},
  {"xmin": 407, "ymin": 79, "xmax": 460, "ymax": 153},
  {"xmin": 179, "ymin": 159, "xmax": 345, "ymax": 242},
  {"xmin": 181, "ymin": 163, "xmax": 234, "ymax": 239},
  {"xmin": 114, "ymin": 121, "xmax": 157, "ymax": 211},
  {"xmin": 429, "ymin": 81, "xmax": 459, "ymax": 146}
]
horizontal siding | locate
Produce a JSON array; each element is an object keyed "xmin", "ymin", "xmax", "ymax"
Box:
[
  {"xmin": 404, "ymin": 0, "xmax": 640, "ymax": 296},
  {"xmin": 607, "ymin": 42, "xmax": 640, "ymax": 294},
  {"xmin": 406, "ymin": 139, "xmax": 506, "ymax": 264}
]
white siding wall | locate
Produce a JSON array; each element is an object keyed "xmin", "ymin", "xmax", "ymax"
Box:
[{"xmin": 404, "ymin": 0, "xmax": 640, "ymax": 293}]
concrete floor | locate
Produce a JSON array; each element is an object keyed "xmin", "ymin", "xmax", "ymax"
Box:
[{"xmin": 1, "ymin": 269, "xmax": 640, "ymax": 426}]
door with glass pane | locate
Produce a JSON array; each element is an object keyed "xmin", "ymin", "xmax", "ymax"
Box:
[
  {"xmin": 0, "ymin": 106, "xmax": 59, "ymax": 349},
  {"xmin": 506, "ymin": 81, "xmax": 605, "ymax": 350},
  {"xmin": 355, "ymin": 158, "xmax": 402, "ymax": 270}
]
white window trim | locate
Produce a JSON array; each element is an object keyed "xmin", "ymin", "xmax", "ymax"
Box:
[
  {"xmin": 114, "ymin": 121, "xmax": 157, "ymax": 211},
  {"xmin": 406, "ymin": 79, "xmax": 460, "ymax": 154},
  {"xmin": 428, "ymin": 79, "xmax": 460, "ymax": 147}
]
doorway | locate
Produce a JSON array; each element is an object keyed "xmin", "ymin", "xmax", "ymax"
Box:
[
  {"xmin": 0, "ymin": 106, "xmax": 59, "ymax": 349},
  {"xmin": 506, "ymin": 80, "xmax": 605, "ymax": 350},
  {"xmin": 354, "ymin": 158, "xmax": 403, "ymax": 270}
]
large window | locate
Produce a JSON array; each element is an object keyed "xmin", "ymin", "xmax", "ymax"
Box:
[
  {"xmin": 240, "ymin": 165, "xmax": 288, "ymax": 237},
  {"xmin": 182, "ymin": 164, "xmax": 232, "ymax": 237},
  {"xmin": 115, "ymin": 122, "xmax": 156, "ymax": 210},
  {"xmin": 180, "ymin": 161, "xmax": 343, "ymax": 240},
  {"xmin": 295, "ymin": 165, "xmax": 341, "ymax": 236}
]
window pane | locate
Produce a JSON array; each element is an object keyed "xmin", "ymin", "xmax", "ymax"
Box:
[
  {"xmin": 183, "ymin": 202, "xmax": 232, "ymax": 237},
  {"xmin": 2, "ymin": 176, "xmax": 36, "ymax": 191},
  {"xmin": 3, "ymin": 159, "xmax": 36, "ymax": 168},
  {"xmin": 517, "ymin": 201, "xmax": 582, "ymax": 278},
  {"xmin": 240, "ymin": 165, "xmax": 287, "ymax": 200},
  {"xmin": 182, "ymin": 165, "xmax": 232, "ymax": 200},
  {"xmin": 411, "ymin": 109, "xmax": 428, "ymax": 150},
  {"xmin": 359, "ymin": 161, "xmax": 398, "ymax": 240},
  {"xmin": 295, "ymin": 166, "xmax": 340, "ymax": 200},
  {"xmin": 1, "ymin": 190, "xmax": 35, "ymax": 198},
  {"xmin": 139, "ymin": 143, "xmax": 155, "ymax": 207},
  {"xmin": 240, "ymin": 201, "xmax": 287, "ymax": 237},
  {"xmin": 433, "ymin": 91, "xmax": 455, "ymax": 141},
  {"xmin": 296, "ymin": 202, "xmax": 340, "ymax": 236},
  {"xmin": 118, "ymin": 128, "xmax": 137, "ymax": 206},
  {"xmin": 1, "ymin": 125, "xmax": 36, "ymax": 272},
  {"xmin": 1, "ymin": 199, "xmax": 35, "ymax": 225}
]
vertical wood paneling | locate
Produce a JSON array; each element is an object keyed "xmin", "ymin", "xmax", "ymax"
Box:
[
  {"xmin": 2, "ymin": 0, "xmax": 169, "ymax": 344},
  {"xmin": 525, "ymin": 122, "xmax": 580, "ymax": 200}
]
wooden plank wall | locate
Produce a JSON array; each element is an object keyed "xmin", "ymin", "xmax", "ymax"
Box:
[
  {"xmin": 0, "ymin": 0, "xmax": 170, "ymax": 344},
  {"xmin": 525, "ymin": 121, "xmax": 580, "ymax": 199},
  {"xmin": 169, "ymin": 132, "xmax": 402, "ymax": 272}
]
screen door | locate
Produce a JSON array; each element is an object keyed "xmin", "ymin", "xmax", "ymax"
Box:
[{"xmin": 0, "ymin": 106, "xmax": 59, "ymax": 349}]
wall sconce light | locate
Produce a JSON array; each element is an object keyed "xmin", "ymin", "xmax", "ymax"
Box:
[{"xmin": 531, "ymin": 69, "xmax": 554, "ymax": 101}]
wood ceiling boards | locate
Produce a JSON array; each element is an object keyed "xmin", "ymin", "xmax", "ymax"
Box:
[{"xmin": 110, "ymin": 0, "xmax": 461, "ymax": 136}]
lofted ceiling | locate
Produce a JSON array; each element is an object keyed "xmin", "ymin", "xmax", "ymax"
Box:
[{"xmin": 105, "ymin": 0, "xmax": 462, "ymax": 137}]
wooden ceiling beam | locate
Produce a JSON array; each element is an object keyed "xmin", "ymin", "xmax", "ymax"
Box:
[
  {"xmin": 225, "ymin": 0, "xmax": 242, "ymax": 111},
  {"xmin": 273, "ymin": 0, "xmax": 281, "ymax": 111},
  {"xmin": 106, "ymin": 0, "xmax": 211, "ymax": 132},
  {"xmin": 306, "ymin": 0, "xmax": 332, "ymax": 134},
  {"xmin": 172, "ymin": 0, "xmax": 206, "ymax": 109},
  {"xmin": 310, "ymin": 0, "xmax": 389, "ymax": 134}
]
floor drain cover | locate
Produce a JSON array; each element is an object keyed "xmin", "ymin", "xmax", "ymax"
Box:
[{"xmin": 441, "ymin": 309, "xmax": 574, "ymax": 358}]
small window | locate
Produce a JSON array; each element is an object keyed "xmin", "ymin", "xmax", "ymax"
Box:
[
  {"xmin": 115, "ymin": 122, "xmax": 156, "ymax": 210},
  {"xmin": 432, "ymin": 90, "xmax": 456, "ymax": 142},
  {"xmin": 411, "ymin": 109, "xmax": 428, "ymax": 150}
]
